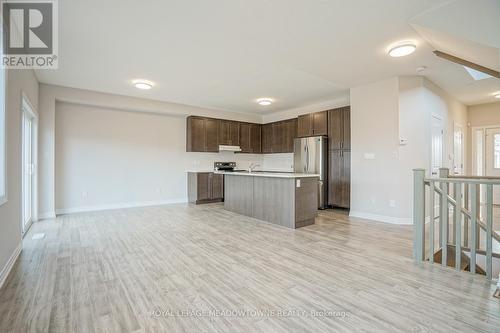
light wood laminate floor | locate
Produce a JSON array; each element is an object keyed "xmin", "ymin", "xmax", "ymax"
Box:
[{"xmin": 1, "ymin": 203, "xmax": 499, "ymax": 333}]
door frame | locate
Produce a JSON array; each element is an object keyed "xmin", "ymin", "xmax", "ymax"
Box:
[
  {"xmin": 453, "ymin": 122, "xmax": 464, "ymax": 175},
  {"xmin": 430, "ymin": 114, "xmax": 444, "ymax": 176},
  {"xmin": 471, "ymin": 124, "xmax": 500, "ymax": 176},
  {"xmin": 21, "ymin": 92, "xmax": 38, "ymax": 236}
]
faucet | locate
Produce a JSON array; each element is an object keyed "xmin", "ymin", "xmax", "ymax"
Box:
[{"xmin": 248, "ymin": 163, "xmax": 260, "ymax": 173}]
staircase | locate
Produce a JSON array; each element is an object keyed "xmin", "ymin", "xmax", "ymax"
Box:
[
  {"xmin": 413, "ymin": 168, "xmax": 499, "ymax": 282},
  {"xmin": 432, "ymin": 245, "xmax": 486, "ymax": 275}
]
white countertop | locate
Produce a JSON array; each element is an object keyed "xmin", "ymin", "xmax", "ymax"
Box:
[{"xmin": 214, "ymin": 171, "xmax": 320, "ymax": 178}]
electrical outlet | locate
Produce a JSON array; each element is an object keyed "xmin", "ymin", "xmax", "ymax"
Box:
[
  {"xmin": 389, "ymin": 200, "xmax": 396, "ymax": 208},
  {"xmin": 82, "ymin": 191, "xmax": 88, "ymax": 199}
]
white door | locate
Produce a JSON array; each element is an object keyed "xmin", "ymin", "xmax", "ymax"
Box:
[
  {"xmin": 431, "ymin": 116, "xmax": 444, "ymax": 176},
  {"xmin": 22, "ymin": 101, "xmax": 37, "ymax": 234},
  {"xmin": 453, "ymin": 123, "xmax": 464, "ymax": 175},
  {"xmin": 485, "ymin": 127, "xmax": 500, "ymax": 204}
]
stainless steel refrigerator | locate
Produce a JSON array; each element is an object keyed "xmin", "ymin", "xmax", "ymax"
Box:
[{"xmin": 293, "ymin": 136, "xmax": 328, "ymax": 209}]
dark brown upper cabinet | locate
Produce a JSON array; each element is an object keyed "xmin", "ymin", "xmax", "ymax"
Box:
[
  {"xmin": 297, "ymin": 114, "xmax": 312, "ymax": 137},
  {"xmin": 328, "ymin": 106, "xmax": 350, "ymax": 150},
  {"xmin": 250, "ymin": 123, "xmax": 262, "ymax": 153},
  {"xmin": 187, "ymin": 116, "xmax": 293, "ymax": 154},
  {"xmin": 205, "ymin": 118, "xmax": 219, "ymax": 152},
  {"xmin": 239, "ymin": 123, "xmax": 261, "ymax": 154},
  {"xmin": 218, "ymin": 120, "xmax": 240, "ymax": 146},
  {"xmin": 283, "ymin": 119, "xmax": 297, "ymax": 153},
  {"xmin": 261, "ymin": 123, "xmax": 273, "ymax": 153},
  {"xmin": 186, "ymin": 116, "xmax": 219, "ymax": 152},
  {"xmin": 297, "ymin": 111, "xmax": 327, "ymax": 137},
  {"xmin": 272, "ymin": 122, "xmax": 284, "ymax": 153}
]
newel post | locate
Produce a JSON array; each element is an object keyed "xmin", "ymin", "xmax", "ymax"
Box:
[{"xmin": 413, "ymin": 169, "xmax": 426, "ymax": 263}]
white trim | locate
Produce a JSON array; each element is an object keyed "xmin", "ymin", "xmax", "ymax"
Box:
[
  {"xmin": 0, "ymin": 243, "xmax": 22, "ymax": 289},
  {"xmin": 55, "ymin": 198, "xmax": 189, "ymax": 215},
  {"xmin": 38, "ymin": 211, "xmax": 56, "ymax": 220},
  {"xmin": 349, "ymin": 211, "xmax": 413, "ymax": 225},
  {"xmin": 0, "ymin": 40, "xmax": 7, "ymax": 207}
]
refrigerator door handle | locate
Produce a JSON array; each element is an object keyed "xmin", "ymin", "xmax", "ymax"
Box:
[{"xmin": 305, "ymin": 143, "xmax": 310, "ymax": 173}]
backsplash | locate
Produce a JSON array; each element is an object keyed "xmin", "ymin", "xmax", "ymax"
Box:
[
  {"xmin": 262, "ymin": 153, "xmax": 294, "ymax": 172},
  {"xmin": 188, "ymin": 151, "xmax": 262, "ymax": 171}
]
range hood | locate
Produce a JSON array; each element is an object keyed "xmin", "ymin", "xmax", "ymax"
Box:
[{"xmin": 219, "ymin": 145, "xmax": 242, "ymax": 152}]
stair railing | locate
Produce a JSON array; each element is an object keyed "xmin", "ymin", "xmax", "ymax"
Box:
[{"xmin": 413, "ymin": 168, "xmax": 498, "ymax": 280}]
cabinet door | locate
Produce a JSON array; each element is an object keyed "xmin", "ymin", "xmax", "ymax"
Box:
[
  {"xmin": 187, "ymin": 117, "xmax": 206, "ymax": 152},
  {"xmin": 218, "ymin": 120, "xmax": 230, "ymax": 145},
  {"xmin": 342, "ymin": 107, "xmax": 351, "ymax": 150},
  {"xmin": 206, "ymin": 118, "xmax": 219, "ymax": 152},
  {"xmin": 328, "ymin": 151, "xmax": 342, "ymax": 206},
  {"xmin": 341, "ymin": 150, "xmax": 351, "ymax": 208},
  {"xmin": 297, "ymin": 114, "xmax": 313, "ymax": 138},
  {"xmin": 272, "ymin": 122, "xmax": 284, "ymax": 153},
  {"xmin": 239, "ymin": 123, "xmax": 251, "ymax": 153},
  {"xmin": 250, "ymin": 124, "xmax": 261, "ymax": 153},
  {"xmin": 283, "ymin": 119, "xmax": 297, "ymax": 153},
  {"xmin": 262, "ymin": 124, "xmax": 273, "ymax": 153},
  {"xmin": 230, "ymin": 122, "xmax": 240, "ymax": 146},
  {"xmin": 211, "ymin": 173, "xmax": 224, "ymax": 199},
  {"xmin": 313, "ymin": 111, "xmax": 328, "ymax": 136},
  {"xmin": 197, "ymin": 173, "xmax": 210, "ymax": 201},
  {"xmin": 328, "ymin": 109, "xmax": 343, "ymax": 150}
]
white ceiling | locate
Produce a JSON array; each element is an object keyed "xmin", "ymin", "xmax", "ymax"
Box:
[{"xmin": 35, "ymin": 0, "xmax": 500, "ymax": 114}]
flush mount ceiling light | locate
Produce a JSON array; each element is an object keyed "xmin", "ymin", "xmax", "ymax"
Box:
[
  {"xmin": 257, "ymin": 98, "xmax": 273, "ymax": 106},
  {"xmin": 132, "ymin": 79, "xmax": 154, "ymax": 90},
  {"xmin": 388, "ymin": 43, "xmax": 416, "ymax": 57},
  {"xmin": 495, "ymin": 94, "xmax": 500, "ymax": 99}
]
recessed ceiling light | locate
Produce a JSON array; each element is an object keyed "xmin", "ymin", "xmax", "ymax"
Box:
[
  {"xmin": 257, "ymin": 98, "xmax": 273, "ymax": 106},
  {"xmin": 132, "ymin": 79, "xmax": 154, "ymax": 90},
  {"xmin": 388, "ymin": 44, "xmax": 416, "ymax": 57}
]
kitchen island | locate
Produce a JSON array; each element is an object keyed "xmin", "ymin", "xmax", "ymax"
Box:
[{"xmin": 217, "ymin": 171, "xmax": 319, "ymax": 229}]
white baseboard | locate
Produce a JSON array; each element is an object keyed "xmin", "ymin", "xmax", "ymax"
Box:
[
  {"xmin": 0, "ymin": 243, "xmax": 22, "ymax": 289},
  {"xmin": 349, "ymin": 211, "xmax": 413, "ymax": 225},
  {"xmin": 38, "ymin": 211, "xmax": 56, "ymax": 220},
  {"xmin": 55, "ymin": 198, "xmax": 188, "ymax": 215}
]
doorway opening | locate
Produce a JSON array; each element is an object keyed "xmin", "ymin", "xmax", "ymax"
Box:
[
  {"xmin": 21, "ymin": 95, "xmax": 38, "ymax": 235},
  {"xmin": 431, "ymin": 115, "xmax": 444, "ymax": 176}
]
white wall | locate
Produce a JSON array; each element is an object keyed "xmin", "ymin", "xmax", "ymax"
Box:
[
  {"xmin": 39, "ymin": 84, "xmax": 263, "ymax": 216},
  {"xmin": 0, "ymin": 69, "xmax": 38, "ymax": 284},
  {"xmin": 54, "ymin": 102, "xmax": 261, "ymax": 213},
  {"xmin": 350, "ymin": 76, "xmax": 467, "ymax": 224},
  {"xmin": 350, "ymin": 78, "xmax": 403, "ymax": 222}
]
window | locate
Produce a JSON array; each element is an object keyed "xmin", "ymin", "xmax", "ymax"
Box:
[{"xmin": 0, "ymin": 24, "xmax": 6, "ymax": 205}]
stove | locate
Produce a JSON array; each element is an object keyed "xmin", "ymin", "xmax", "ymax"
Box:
[{"xmin": 214, "ymin": 162, "xmax": 236, "ymax": 171}]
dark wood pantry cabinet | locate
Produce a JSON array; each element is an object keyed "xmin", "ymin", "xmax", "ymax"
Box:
[
  {"xmin": 328, "ymin": 106, "xmax": 350, "ymax": 150},
  {"xmin": 327, "ymin": 106, "xmax": 351, "ymax": 208},
  {"xmin": 328, "ymin": 150, "xmax": 350, "ymax": 208}
]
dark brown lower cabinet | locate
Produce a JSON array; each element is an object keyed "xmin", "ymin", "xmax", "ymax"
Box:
[
  {"xmin": 188, "ymin": 172, "xmax": 224, "ymax": 204},
  {"xmin": 328, "ymin": 150, "xmax": 350, "ymax": 208}
]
